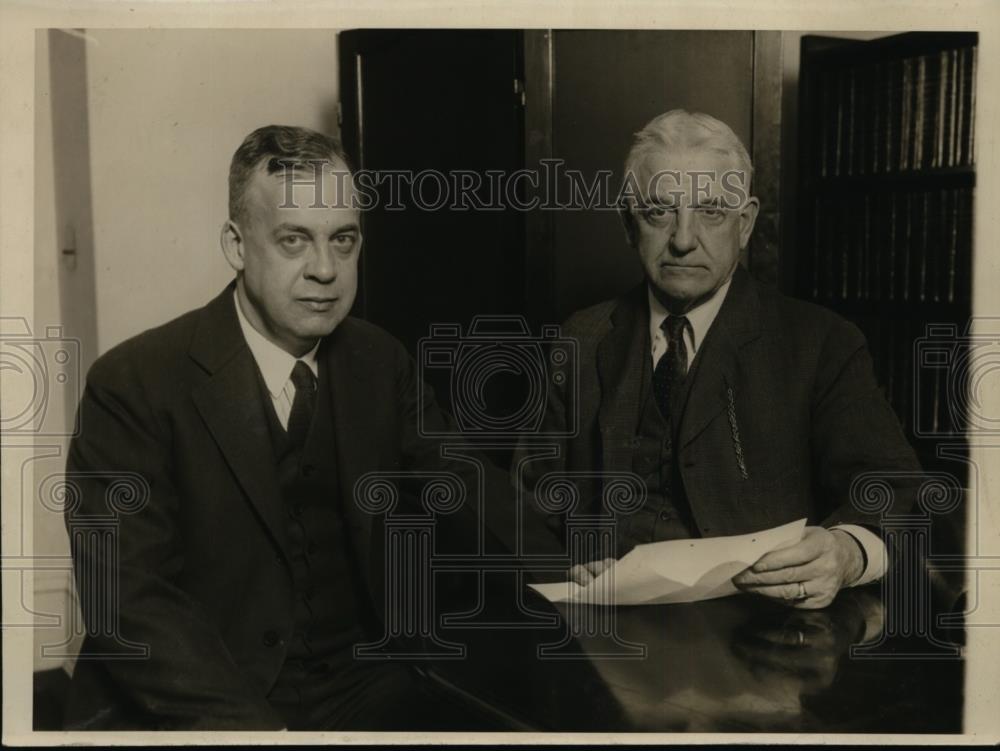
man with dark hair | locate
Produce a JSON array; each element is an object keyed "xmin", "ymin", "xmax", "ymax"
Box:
[
  {"xmin": 521, "ymin": 110, "xmax": 923, "ymax": 609},
  {"xmin": 64, "ymin": 125, "xmax": 511, "ymax": 730}
]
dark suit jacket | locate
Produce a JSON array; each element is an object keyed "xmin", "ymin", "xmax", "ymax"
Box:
[
  {"xmin": 519, "ymin": 265, "xmax": 922, "ymax": 543},
  {"xmin": 63, "ymin": 283, "xmax": 525, "ymax": 730}
]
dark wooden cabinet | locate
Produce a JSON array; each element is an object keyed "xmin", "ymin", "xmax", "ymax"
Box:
[
  {"xmin": 540, "ymin": 30, "xmax": 756, "ymax": 320},
  {"xmin": 339, "ymin": 29, "xmax": 783, "ymax": 338},
  {"xmin": 338, "ymin": 30, "xmax": 527, "ymax": 353},
  {"xmin": 339, "ymin": 30, "xmax": 781, "ymax": 429}
]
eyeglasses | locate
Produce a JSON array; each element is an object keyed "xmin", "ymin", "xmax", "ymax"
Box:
[{"xmin": 636, "ymin": 204, "xmax": 741, "ymax": 230}]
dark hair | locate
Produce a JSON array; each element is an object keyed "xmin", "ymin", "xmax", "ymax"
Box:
[{"xmin": 228, "ymin": 125, "xmax": 351, "ymax": 225}]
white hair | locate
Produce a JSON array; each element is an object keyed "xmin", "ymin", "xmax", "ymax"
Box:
[{"xmin": 623, "ymin": 109, "xmax": 753, "ymax": 198}]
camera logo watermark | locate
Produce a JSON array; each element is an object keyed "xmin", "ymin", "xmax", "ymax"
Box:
[
  {"xmin": 418, "ymin": 316, "xmax": 577, "ymax": 440},
  {"xmin": 52, "ymin": 470, "xmax": 151, "ymax": 660},
  {"xmin": 913, "ymin": 320, "xmax": 1000, "ymax": 437},
  {"xmin": 848, "ymin": 470, "xmax": 966, "ymax": 659},
  {"xmin": 352, "ymin": 471, "xmax": 467, "ymax": 659},
  {"xmin": 0, "ymin": 317, "xmax": 80, "ymax": 436}
]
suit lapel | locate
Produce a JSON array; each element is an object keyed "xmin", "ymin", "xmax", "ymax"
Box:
[
  {"xmin": 596, "ymin": 285, "xmax": 648, "ymax": 475},
  {"xmin": 677, "ymin": 265, "xmax": 763, "ymax": 451},
  {"xmin": 322, "ymin": 326, "xmax": 377, "ymax": 545},
  {"xmin": 321, "ymin": 325, "xmax": 390, "ymax": 607},
  {"xmin": 189, "ymin": 285, "xmax": 291, "ymax": 562}
]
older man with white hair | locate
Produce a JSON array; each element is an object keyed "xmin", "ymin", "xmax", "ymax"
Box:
[{"xmin": 521, "ymin": 109, "xmax": 923, "ymax": 609}]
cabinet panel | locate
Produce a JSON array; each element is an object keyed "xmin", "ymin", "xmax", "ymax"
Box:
[
  {"xmin": 340, "ymin": 30, "xmax": 525, "ymax": 353},
  {"xmin": 547, "ymin": 30, "xmax": 755, "ymax": 320}
]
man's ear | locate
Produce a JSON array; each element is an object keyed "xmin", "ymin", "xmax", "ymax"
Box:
[
  {"xmin": 618, "ymin": 203, "xmax": 638, "ymax": 248},
  {"xmin": 220, "ymin": 220, "xmax": 245, "ymax": 272},
  {"xmin": 738, "ymin": 196, "xmax": 760, "ymax": 249}
]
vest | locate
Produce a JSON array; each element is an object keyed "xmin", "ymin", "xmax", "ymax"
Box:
[
  {"xmin": 257, "ymin": 355, "xmax": 377, "ymax": 727},
  {"xmin": 616, "ymin": 330, "xmax": 700, "ymax": 554}
]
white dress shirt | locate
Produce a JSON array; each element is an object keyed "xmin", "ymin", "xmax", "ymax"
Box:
[
  {"xmin": 646, "ymin": 277, "xmax": 886, "ymax": 587},
  {"xmin": 234, "ymin": 291, "xmax": 320, "ymax": 431}
]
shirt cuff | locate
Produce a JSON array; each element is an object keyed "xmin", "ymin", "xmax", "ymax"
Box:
[{"xmin": 832, "ymin": 524, "xmax": 887, "ymax": 586}]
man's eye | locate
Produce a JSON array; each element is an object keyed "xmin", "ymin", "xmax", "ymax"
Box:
[
  {"xmin": 279, "ymin": 235, "xmax": 307, "ymax": 249},
  {"xmin": 698, "ymin": 208, "xmax": 726, "ymax": 223},
  {"xmin": 332, "ymin": 233, "xmax": 355, "ymax": 247},
  {"xmin": 644, "ymin": 206, "xmax": 676, "ymax": 223}
]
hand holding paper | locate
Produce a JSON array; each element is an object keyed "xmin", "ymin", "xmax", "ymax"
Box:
[
  {"xmin": 731, "ymin": 525, "xmax": 866, "ymax": 609},
  {"xmin": 529, "ymin": 518, "xmax": 807, "ymax": 606}
]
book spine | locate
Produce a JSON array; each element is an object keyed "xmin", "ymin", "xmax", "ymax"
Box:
[
  {"xmin": 955, "ymin": 47, "xmax": 966, "ymax": 166},
  {"xmin": 968, "ymin": 46, "xmax": 977, "ymax": 165},
  {"xmin": 931, "ymin": 52, "xmax": 948, "ymax": 167},
  {"xmin": 948, "ymin": 49, "xmax": 959, "ymax": 167},
  {"xmin": 934, "ymin": 188, "xmax": 947, "ymax": 303},
  {"xmin": 902, "ymin": 192, "xmax": 912, "ymax": 301},
  {"xmin": 872, "ymin": 62, "xmax": 882, "ymax": 173},
  {"xmin": 888, "ymin": 323, "xmax": 898, "ymax": 415},
  {"xmin": 841, "ymin": 197, "xmax": 849, "ymax": 300},
  {"xmin": 858, "ymin": 64, "xmax": 869, "ymax": 175},
  {"xmin": 888, "ymin": 192, "xmax": 897, "ymax": 301},
  {"xmin": 885, "ymin": 60, "xmax": 897, "ymax": 172},
  {"xmin": 873, "ymin": 193, "xmax": 883, "ymax": 300},
  {"xmin": 847, "ymin": 68, "xmax": 857, "ymax": 176},
  {"xmin": 900, "ymin": 57, "xmax": 912, "ymax": 171},
  {"xmin": 919, "ymin": 191, "xmax": 929, "ymax": 302},
  {"xmin": 827, "ymin": 197, "xmax": 837, "ymax": 299},
  {"xmin": 947, "ymin": 187, "xmax": 959, "ymax": 303},
  {"xmin": 862, "ymin": 193, "xmax": 872, "ymax": 299},
  {"xmin": 835, "ymin": 72, "xmax": 845, "ymax": 176},
  {"xmin": 914, "ymin": 55, "xmax": 926, "ymax": 170},
  {"xmin": 820, "ymin": 70, "xmax": 831, "ymax": 178},
  {"xmin": 959, "ymin": 187, "xmax": 973, "ymax": 302}
]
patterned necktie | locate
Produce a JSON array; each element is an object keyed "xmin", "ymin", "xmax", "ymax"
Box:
[
  {"xmin": 286, "ymin": 360, "xmax": 317, "ymax": 449},
  {"xmin": 652, "ymin": 315, "xmax": 690, "ymax": 419}
]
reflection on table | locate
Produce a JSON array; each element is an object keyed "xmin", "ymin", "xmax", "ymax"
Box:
[{"xmin": 423, "ymin": 573, "xmax": 964, "ymax": 732}]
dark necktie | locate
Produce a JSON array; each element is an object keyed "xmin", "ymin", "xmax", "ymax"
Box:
[
  {"xmin": 286, "ymin": 360, "xmax": 317, "ymax": 449},
  {"xmin": 652, "ymin": 315, "xmax": 690, "ymax": 419}
]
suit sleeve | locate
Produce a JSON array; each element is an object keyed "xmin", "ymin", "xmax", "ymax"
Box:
[
  {"xmin": 66, "ymin": 354, "xmax": 285, "ymax": 730},
  {"xmin": 809, "ymin": 318, "xmax": 923, "ymax": 533}
]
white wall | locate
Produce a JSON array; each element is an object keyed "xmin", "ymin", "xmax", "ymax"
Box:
[
  {"xmin": 85, "ymin": 29, "xmax": 340, "ymax": 353},
  {"xmin": 31, "ymin": 29, "xmax": 77, "ymax": 673}
]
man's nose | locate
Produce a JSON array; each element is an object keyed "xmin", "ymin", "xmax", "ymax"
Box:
[
  {"xmin": 668, "ymin": 209, "xmax": 698, "ymax": 254},
  {"xmin": 305, "ymin": 246, "xmax": 338, "ymax": 283}
]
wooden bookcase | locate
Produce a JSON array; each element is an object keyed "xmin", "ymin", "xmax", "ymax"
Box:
[{"xmin": 797, "ymin": 32, "xmax": 977, "ymax": 479}]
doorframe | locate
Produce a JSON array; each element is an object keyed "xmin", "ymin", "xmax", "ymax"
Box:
[
  {"xmin": 522, "ymin": 30, "xmax": 555, "ymax": 324},
  {"xmin": 750, "ymin": 30, "xmax": 784, "ymax": 287}
]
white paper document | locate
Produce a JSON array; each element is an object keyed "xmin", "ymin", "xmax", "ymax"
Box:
[{"xmin": 528, "ymin": 518, "xmax": 807, "ymax": 606}]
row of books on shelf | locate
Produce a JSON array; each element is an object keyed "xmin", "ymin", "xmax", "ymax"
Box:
[
  {"xmin": 808, "ymin": 44, "xmax": 977, "ymax": 178},
  {"xmin": 857, "ymin": 314, "xmax": 964, "ymax": 437},
  {"xmin": 805, "ymin": 186, "xmax": 973, "ymax": 305}
]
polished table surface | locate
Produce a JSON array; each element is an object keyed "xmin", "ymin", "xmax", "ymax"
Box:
[{"xmin": 420, "ymin": 574, "xmax": 965, "ymax": 733}]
